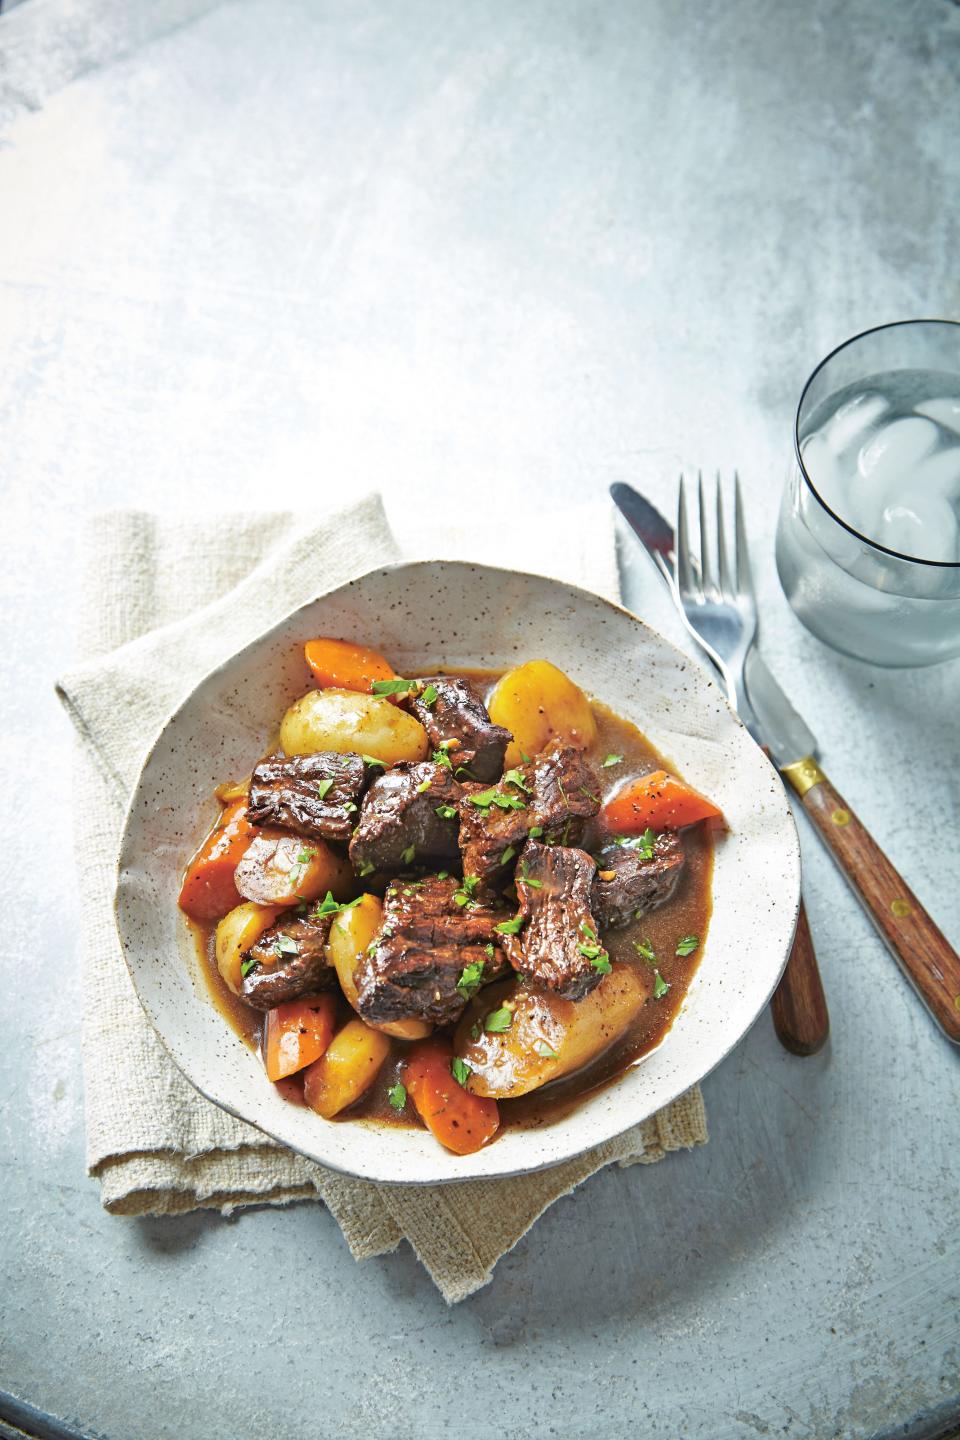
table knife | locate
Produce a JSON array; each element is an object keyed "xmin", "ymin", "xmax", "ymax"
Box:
[{"xmin": 612, "ymin": 482, "xmax": 960, "ymax": 1047}]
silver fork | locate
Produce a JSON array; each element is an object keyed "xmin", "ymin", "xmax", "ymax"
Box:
[{"xmin": 661, "ymin": 470, "xmax": 762, "ymax": 739}]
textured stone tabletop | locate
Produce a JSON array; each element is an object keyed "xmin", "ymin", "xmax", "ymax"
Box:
[{"xmin": 1, "ymin": 1, "xmax": 959, "ymax": 1437}]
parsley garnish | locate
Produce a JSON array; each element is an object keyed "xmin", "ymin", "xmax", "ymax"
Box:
[
  {"xmin": 313, "ymin": 891, "xmax": 361, "ymax": 920},
  {"xmin": 433, "ymin": 748, "xmax": 452, "ymax": 771},
  {"xmin": 675, "ymin": 934, "xmax": 699, "ymax": 957},
  {"xmin": 519, "ymin": 860, "xmax": 542, "ymax": 888},
  {"xmin": 358, "ymin": 859, "xmax": 376, "ymax": 877},
  {"xmin": 456, "ymin": 960, "xmax": 485, "ymax": 997},
  {"xmin": 534, "ymin": 1040, "xmax": 559, "ymax": 1059},
  {"xmin": 469, "ymin": 786, "xmax": 525, "ymax": 811},
  {"xmin": 470, "ymin": 1021, "xmax": 481, "ymax": 1041},
  {"xmin": 578, "ymin": 919, "xmax": 609, "ymax": 970},
  {"xmin": 401, "ymin": 844, "xmax": 416, "ymax": 865},
  {"xmin": 451, "ymin": 1057, "xmax": 472, "ymax": 1087},
  {"xmin": 633, "ymin": 938, "xmax": 656, "ymax": 964},
  {"xmin": 387, "ymin": 1082, "xmax": 407, "ymax": 1110},
  {"xmin": 239, "ymin": 955, "xmax": 259, "ymax": 978},
  {"xmin": 652, "ymin": 970, "xmax": 670, "ymax": 999},
  {"xmin": 484, "ymin": 1006, "xmax": 513, "ymax": 1033},
  {"xmin": 315, "ymin": 778, "xmax": 334, "ymax": 800},
  {"xmin": 416, "ymin": 778, "xmax": 431, "ymax": 794},
  {"xmin": 435, "ymin": 803, "xmax": 458, "ymax": 819},
  {"xmin": 437, "ymin": 870, "xmax": 450, "ymax": 880},
  {"xmin": 616, "ymin": 828, "xmax": 657, "ymax": 860},
  {"xmin": 344, "ymin": 801, "xmax": 358, "ymax": 813},
  {"xmin": 362, "ymin": 754, "xmax": 386, "ymax": 769},
  {"xmin": 495, "ymin": 915, "xmax": 524, "ymax": 936},
  {"xmin": 602, "ymin": 754, "xmax": 622, "ymax": 768},
  {"xmin": 421, "ymin": 683, "xmax": 439, "ymax": 707},
  {"xmin": 528, "ymin": 825, "xmax": 543, "ymax": 838},
  {"xmin": 274, "ymin": 933, "xmax": 299, "ymax": 956},
  {"xmin": 371, "ymin": 678, "xmax": 418, "ymax": 696},
  {"xmin": 520, "ymin": 751, "xmax": 532, "ymax": 763},
  {"xmin": 500, "ymin": 845, "xmax": 516, "ymax": 865},
  {"xmin": 590, "ymin": 952, "xmax": 612, "ymax": 974},
  {"xmin": 453, "ymin": 874, "xmax": 480, "ymax": 907},
  {"xmin": 485, "ymin": 943, "xmax": 495, "ymax": 959},
  {"xmin": 502, "ymin": 768, "xmax": 532, "ymax": 794}
]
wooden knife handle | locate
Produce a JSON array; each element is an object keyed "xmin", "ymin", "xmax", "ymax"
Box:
[
  {"xmin": 786, "ymin": 764, "xmax": 960, "ymax": 1044},
  {"xmin": 770, "ymin": 897, "xmax": 829, "ymax": 1055}
]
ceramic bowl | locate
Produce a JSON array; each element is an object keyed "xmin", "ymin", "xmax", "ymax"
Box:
[{"xmin": 115, "ymin": 560, "xmax": 800, "ymax": 1184}]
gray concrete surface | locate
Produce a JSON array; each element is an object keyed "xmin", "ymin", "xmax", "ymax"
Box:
[{"xmin": 1, "ymin": 0, "xmax": 959, "ymax": 1436}]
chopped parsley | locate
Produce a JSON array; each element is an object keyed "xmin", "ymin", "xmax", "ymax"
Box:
[
  {"xmin": 602, "ymin": 754, "xmax": 623, "ymax": 768},
  {"xmin": 371, "ymin": 678, "xmax": 418, "ymax": 696},
  {"xmin": 416, "ymin": 778, "xmax": 432, "ymax": 794},
  {"xmin": 433, "ymin": 747, "xmax": 453, "ymax": 771},
  {"xmin": 616, "ymin": 828, "xmax": 657, "ymax": 860},
  {"xmin": 453, "ymin": 875, "xmax": 480, "ymax": 907},
  {"xmin": 495, "ymin": 915, "xmax": 524, "ymax": 936},
  {"xmin": 358, "ymin": 859, "xmax": 376, "ymax": 877},
  {"xmin": 315, "ymin": 778, "xmax": 334, "ymax": 801},
  {"xmin": 578, "ymin": 919, "xmax": 609, "ymax": 970},
  {"xmin": 484, "ymin": 943, "xmax": 495, "ymax": 959},
  {"xmin": 387, "ymin": 1082, "xmax": 407, "ymax": 1110},
  {"xmin": 534, "ymin": 1040, "xmax": 559, "ymax": 1059},
  {"xmin": 484, "ymin": 1006, "xmax": 513, "ymax": 1033},
  {"xmin": 313, "ymin": 891, "xmax": 361, "ymax": 920},
  {"xmin": 451, "ymin": 1057, "xmax": 472, "ymax": 1087},
  {"xmin": 470, "ymin": 1021, "xmax": 481, "ymax": 1041},
  {"xmin": 401, "ymin": 844, "xmax": 416, "ymax": 866},
  {"xmin": 456, "ymin": 960, "xmax": 485, "ymax": 997},
  {"xmin": 274, "ymin": 933, "xmax": 299, "ymax": 956},
  {"xmin": 344, "ymin": 801, "xmax": 358, "ymax": 813},
  {"xmin": 675, "ymin": 934, "xmax": 700, "ymax": 957},
  {"xmin": 633, "ymin": 937, "xmax": 657, "ymax": 964},
  {"xmin": 500, "ymin": 845, "xmax": 517, "ymax": 865},
  {"xmin": 590, "ymin": 952, "xmax": 612, "ymax": 974},
  {"xmin": 520, "ymin": 751, "xmax": 532, "ymax": 763},
  {"xmin": 519, "ymin": 860, "xmax": 542, "ymax": 889},
  {"xmin": 239, "ymin": 955, "xmax": 259, "ymax": 978},
  {"xmin": 652, "ymin": 970, "xmax": 670, "ymax": 999},
  {"xmin": 501, "ymin": 767, "xmax": 532, "ymax": 794},
  {"xmin": 420, "ymin": 683, "xmax": 439, "ymax": 707},
  {"xmin": 528, "ymin": 825, "xmax": 543, "ymax": 838},
  {"xmin": 435, "ymin": 803, "xmax": 458, "ymax": 820},
  {"xmin": 361, "ymin": 754, "xmax": 386, "ymax": 769},
  {"xmin": 437, "ymin": 870, "xmax": 450, "ymax": 880}
]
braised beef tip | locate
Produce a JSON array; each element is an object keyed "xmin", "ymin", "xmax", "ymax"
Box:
[
  {"xmin": 405, "ymin": 677, "xmax": 511, "ymax": 782},
  {"xmin": 355, "ymin": 875, "xmax": 509, "ymax": 1025},
  {"xmin": 349, "ymin": 761, "xmax": 462, "ymax": 875},
  {"xmin": 240, "ymin": 908, "xmax": 336, "ymax": 1010},
  {"xmin": 247, "ymin": 752, "xmax": 366, "ymax": 843},
  {"xmin": 501, "ymin": 838, "xmax": 604, "ymax": 1001},
  {"xmin": 457, "ymin": 741, "xmax": 602, "ymax": 891},
  {"xmin": 591, "ymin": 831, "xmax": 686, "ymax": 929}
]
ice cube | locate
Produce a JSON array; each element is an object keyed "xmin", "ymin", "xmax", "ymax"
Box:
[
  {"xmin": 819, "ymin": 391, "xmax": 889, "ymax": 460},
  {"xmin": 916, "ymin": 396, "xmax": 960, "ymax": 436},
  {"xmin": 875, "ymin": 494, "xmax": 960, "ymax": 563},
  {"xmin": 910, "ymin": 445, "xmax": 960, "ymax": 502},
  {"xmin": 857, "ymin": 416, "xmax": 939, "ymax": 484}
]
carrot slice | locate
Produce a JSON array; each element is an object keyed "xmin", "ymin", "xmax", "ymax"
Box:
[
  {"xmin": 263, "ymin": 994, "xmax": 337, "ymax": 1082},
  {"xmin": 178, "ymin": 800, "xmax": 257, "ymax": 922},
  {"xmin": 403, "ymin": 1039, "xmax": 500, "ymax": 1156},
  {"xmin": 304, "ymin": 638, "xmax": 398, "ymax": 697},
  {"xmin": 600, "ymin": 769, "xmax": 723, "ymax": 834}
]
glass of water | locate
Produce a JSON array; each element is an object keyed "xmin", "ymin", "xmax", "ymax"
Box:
[{"xmin": 776, "ymin": 319, "xmax": 960, "ymax": 666}]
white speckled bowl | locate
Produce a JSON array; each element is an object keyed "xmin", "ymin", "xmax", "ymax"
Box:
[{"xmin": 115, "ymin": 561, "xmax": 800, "ymax": 1184}]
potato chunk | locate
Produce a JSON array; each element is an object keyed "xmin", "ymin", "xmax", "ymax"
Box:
[
  {"xmin": 326, "ymin": 894, "xmax": 430, "ymax": 1040},
  {"xmin": 280, "ymin": 688, "xmax": 429, "ymax": 766},
  {"xmin": 215, "ymin": 900, "xmax": 283, "ymax": 995},
  {"xmin": 302, "ymin": 1019, "xmax": 391, "ymax": 1118},
  {"xmin": 487, "ymin": 660, "xmax": 598, "ymax": 769},
  {"xmin": 233, "ymin": 833, "xmax": 353, "ymax": 907},
  {"xmin": 453, "ymin": 963, "xmax": 647, "ymax": 1099}
]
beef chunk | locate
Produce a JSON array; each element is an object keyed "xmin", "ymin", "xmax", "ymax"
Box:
[
  {"xmin": 247, "ymin": 752, "xmax": 366, "ymax": 843},
  {"xmin": 406, "ymin": 677, "xmax": 511, "ymax": 782},
  {"xmin": 349, "ymin": 761, "xmax": 462, "ymax": 875},
  {"xmin": 457, "ymin": 741, "xmax": 602, "ymax": 891},
  {"xmin": 501, "ymin": 838, "xmax": 604, "ymax": 1001},
  {"xmin": 591, "ymin": 831, "xmax": 686, "ymax": 929},
  {"xmin": 355, "ymin": 875, "xmax": 509, "ymax": 1025},
  {"xmin": 240, "ymin": 908, "xmax": 336, "ymax": 1010}
]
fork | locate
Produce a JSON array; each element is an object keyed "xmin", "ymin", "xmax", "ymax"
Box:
[{"xmin": 668, "ymin": 470, "xmax": 829, "ymax": 1056}]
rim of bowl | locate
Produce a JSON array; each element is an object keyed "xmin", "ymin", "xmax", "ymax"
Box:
[
  {"xmin": 793, "ymin": 317, "xmax": 960, "ymax": 568},
  {"xmin": 113, "ymin": 558, "xmax": 802, "ymax": 1184}
]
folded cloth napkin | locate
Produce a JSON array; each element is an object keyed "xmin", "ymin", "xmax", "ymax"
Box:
[{"xmin": 57, "ymin": 491, "xmax": 707, "ymax": 1304}]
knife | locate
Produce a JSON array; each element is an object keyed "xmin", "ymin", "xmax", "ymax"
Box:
[{"xmin": 612, "ymin": 482, "xmax": 960, "ymax": 1047}]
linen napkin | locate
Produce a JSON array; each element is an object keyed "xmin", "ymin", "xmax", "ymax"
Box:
[{"xmin": 57, "ymin": 491, "xmax": 707, "ymax": 1304}]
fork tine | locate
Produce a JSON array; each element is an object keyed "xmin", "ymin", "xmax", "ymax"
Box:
[
  {"xmin": 716, "ymin": 470, "xmax": 734, "ymax": 600},
  {"xmin": 698, "ymin": 470, "xmax": 718, "ymax": 598},
  {"xmin": 676, "ymin": 473, "xmax": 698, "ymax": 599},
  {"xmin": 733, "ymin": 470, "xmax": 755, "ymax": 598}
]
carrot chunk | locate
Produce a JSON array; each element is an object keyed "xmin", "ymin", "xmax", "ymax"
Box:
[
  {"xmin": 178, "ymin": 800, "xmax": 257, "ymax": 922},
  {"xmin": 403, "ymin": 1039, "xmax": 500, "ymax": 1156},
  {"xmin": 303, "ymin": 638, "xmax": 398, "ymax": 696},
  {"xmin": 264, "ymin": 994, "xmax": 337, "ymax": 1082},
  {"xmin": 600, "ymin": 769, "xmax": 723, "ymax": 833}
]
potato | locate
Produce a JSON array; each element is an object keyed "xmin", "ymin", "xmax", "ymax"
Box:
[
  {"xmin": 326, "ymin": 894, "xmax": 431, "ymax": 1040},
  {"xmin": 215, "ymin": 900, "xmax": 282, "ymax": 994},
  {"xmin": 303, "ymin": 1019, "xmax": 391, "ymax": 1118},
  {"xmin": 280, "ymin": 688, "xmax": 429, "ymax": 766},
  {"xmin": 234, "ymin": 833, "xmax": 353, "ymax": 907},
  {"xmin": 453, "ymin": 963, "xmax": 647, "ymax": 1099},
  {"xmin": 487, "ymin": 660, "xmax": 598, "ymax": 769}
]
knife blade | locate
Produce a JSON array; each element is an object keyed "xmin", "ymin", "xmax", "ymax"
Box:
[{"xmin": 609, "ymin": 481, "xmax": 817, "ymax": 767}]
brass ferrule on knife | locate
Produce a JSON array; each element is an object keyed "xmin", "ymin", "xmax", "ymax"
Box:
[{"xmin": 781, "ymin": 756, "xmax": 827, "ymax": 798}]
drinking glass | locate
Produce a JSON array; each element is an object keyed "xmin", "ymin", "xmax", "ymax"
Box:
[{"xmin": 776, "ymin": 319, "xmax": 960, "ymax": 666}]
